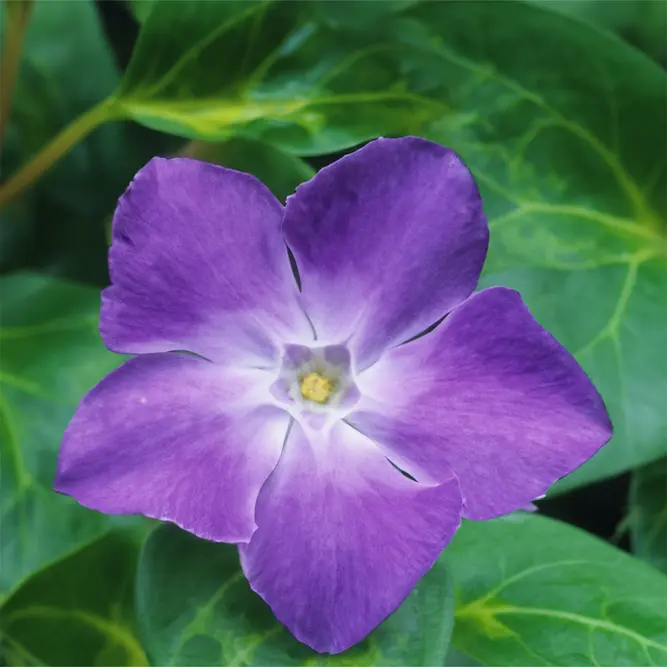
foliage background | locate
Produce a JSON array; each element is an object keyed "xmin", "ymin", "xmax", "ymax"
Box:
[{"xmin": 0, "ymin": 1, "xmax": 666, "ymax": 665}]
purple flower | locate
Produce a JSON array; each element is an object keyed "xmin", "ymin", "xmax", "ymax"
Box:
[{"xmin": 55, "ymin": 137, "xmax": 612, "ymax": 654}]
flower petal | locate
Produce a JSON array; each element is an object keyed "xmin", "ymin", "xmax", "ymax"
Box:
[
  {"xmin": 239, "ymin": 421, "xmax": 462, "ymax": 654},
  {"xmin": 282, "ymin": 137, "xmax": 488, "ymax": 368},
  {"xmin": 55, "ymin": 354, "xmax": 289, "ymax": 542},
  {"xmin": 102, "ymin": 157, "xmax": 312, "ymax": 366},
  {"xmin": 348, "ymin": 287, "xmax": 612, "ymax": 520}
]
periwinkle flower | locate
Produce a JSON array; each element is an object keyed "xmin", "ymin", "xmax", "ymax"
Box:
[{"xmin": 55, "ymin": 137, "xmax": 612, "ymax": 654}]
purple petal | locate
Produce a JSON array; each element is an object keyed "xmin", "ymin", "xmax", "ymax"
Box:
[
  {"xmin": 349, "ymin": 287, "xmax": 612, "ymax": 520},
  {"xmin": 102, "ymin": 157, "xmax": 312, "ymax": 366},
  {"xmin": 55, "ymin": 354, "xmax": 288, "ymax": 542},
  {"xmin": 239, "ymin": 421, "xmax": 462, "ymax": 654},
  {"xmin": 282, "ymin": 137, "xmax": 488, "ymax": 369}
]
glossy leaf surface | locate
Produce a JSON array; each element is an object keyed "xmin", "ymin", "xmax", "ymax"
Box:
[
  {"xmin": 0, "ymin": 531, "xmax": 147, "ymax": 666},
  {"xmin": 449, "ymin": 514, "xmax": 667, "ymax": 666},
  {"xmin": 0, "ymin": 274, "xmax": 123, "ymax": 596},
  {"xmin": 136, "ymin": 523, "xmax": 455, "ymax": 665}
]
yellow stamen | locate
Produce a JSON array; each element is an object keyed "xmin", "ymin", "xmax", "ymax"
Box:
[{"xmin": 300, "ymin": 372, "xmax": 332, "ymax": 404}]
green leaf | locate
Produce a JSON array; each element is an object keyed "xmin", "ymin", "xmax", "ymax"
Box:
[
  {"xmin": 632, "ymin": 1, "xmax": 667, "ymax": 65},
  {"xmin": 534, "ymin": 0, "xmax": 666, "ymax": 65},
  {"xmin": 181, "ymin": 137, "xmax": 314, "ymax": 202},
  {"xmin": 136, "ymin": 523, "xmax": 455, "ymax": 666},
  {"xmin": 0, "ymin": 273, "xmax": 125, "ymax": 597},
  {"xmin": 448, "ymin": 513, "xmax": 667, "ymax": 666},
  {"xmin": 446, "ymin": 647, "xmax": 481, "ymax": 666},
  {"xmin": 1, "ymin": 0, "xmax": 177, "ymax": 282},
  {"xmin": 0, "ymin": 531, "xmax": 147, "ymax": 666},
  {"xmin": 630, "ymin": 458, "xmax": 667, "ymax": 573},
  {"xmin": 310, "ymin": 0, "xmax": 419, "ymax": 28},
  {"xmin": 533, "ymin": 0, "xmax": 640, "ymax": 33},
  {"xmin": 398, "ymin": 0, "xmax": 666, "ymax": 491},
  {"xmin": 114, "ymin": 0, "xmax": 442, "ymax": 153},
  {"xmin": 130, "ymin": 0, "xmax": 156, "ymax": 24}
]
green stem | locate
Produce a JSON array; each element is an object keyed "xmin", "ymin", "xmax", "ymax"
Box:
[
  {"xmin": 0, "ymin": 0, "xmax": 35, "ymax": 149},
  {"xmin": 0, "ymin": 98, "xmax": 120, "ymax": 210}
]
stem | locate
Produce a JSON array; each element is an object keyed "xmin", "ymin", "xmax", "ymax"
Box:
[
  {"xmin": 0, "ymin": 0, "xmax": 35, "ymax": 148},
  {"xmin": 0, "ymin": 98, "xmax": 120, "ymax": 210}
]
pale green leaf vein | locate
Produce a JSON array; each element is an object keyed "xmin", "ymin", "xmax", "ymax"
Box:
[
  {"xmin": 493, "ymin": 605, "xmax": 667, "ymax": 654},
  {"xmin": 430, "ymin": 43, "xmax": 658, "ymax": 224},
  {"xmin": 5, "ymin": 606, "xmax": 148, "ymax": 665},
  {"xmin": 133, "ymin": 1, "xmax": 269, "ymax": 99},
  {"xmin": 0, "ymin": 314, "xmax": 98, "ymax": 339}
]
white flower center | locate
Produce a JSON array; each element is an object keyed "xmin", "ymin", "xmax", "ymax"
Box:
[{"xmin": 270, "ymin": 344, "xmax": 360, "ymax": 428}]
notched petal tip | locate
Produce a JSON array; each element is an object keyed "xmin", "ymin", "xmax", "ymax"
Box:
[
  {"xmin": 282, "ymin": 135, "xmax": 489, "ymax": 368},
  {"xmin": 240, "ymin": 423, "xmax": 463, "ymax": 654},
  {"xmin": 101, "ymin": 151, "xmax": 310, "ymax": 363},
  {"xmin": 53, "ymin": 354, "xmax": 289, "ymax": 544},
  {"xmin": 350, "ymin": 285, "xmax": 613, "ymax": 522}
]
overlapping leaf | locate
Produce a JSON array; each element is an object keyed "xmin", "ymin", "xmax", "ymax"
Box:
[
  {"xmin": 0, "ymin": 274, "xmax": 124, "ymax": 596},
  {"xmin": 115, "ymin": 0, "xmax": 442, "ymax": 153},
  {"xmin": 0, "ymin": 0, "xmax": 175, "ymax": 282},
  {"xmin": 0, "ymin": 531, "xmax": 146, "ymax": 666},
  {"xmin": 630, "ymin": 458, "xmax": 667, "ymax": 573},
  {"xmin": 136, "ymin": 523, "xmax": 455, "ymax": 666},
  {"xmin": 448, "ymin": 514, "xmax": 667, "ymax": 666},
  {"xmin": 535, "ymin": 0, "xmax": 666, "ymax": 64}
]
